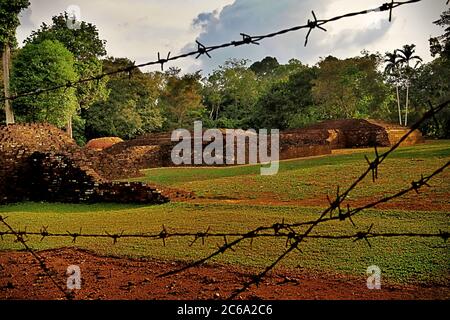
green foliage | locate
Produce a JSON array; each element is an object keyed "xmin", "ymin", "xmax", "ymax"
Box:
[
  {"xmin": 410, "ymin": 58, "xmax": 450, "ymax": 137},
  {"xmin": 85, "ymin": 58, "xmax": 163, "ymax": 139},
  {"xmin": 202, "ymin": 59, "xmax": 260, "ymax": 128},
  {"xmin": 253, "ymin": 65, "xmax": 317, "ymax": 129},
  {"xmin": 312, "ymin": 54, "xmax": 393, "ymax": 120},
  {"xmin": 72, "ymin": 113, "xmax": 87, "ymax": 146},
  {"xmin": 160, "ymin": 68, "xmax": 205, "ymax": 130},
  {"xmin": 0, "ymin": 58, "xmax": 4, "ymax": 123},
  {"xmin": 429, "ymin": 9, "xmax": 450, "ymax": 60},
  {"xmin": 25, "ymin": 12, "xmax": 109, "ymax": 141},
  {"xmin": 406, "ymin": 11, "xmax": 450, "ymax": 138},
  {"xmin": 3, "ymin": 5, "xmax": 446, "ymax": 140},
  {"xmin": 0, "ymin": 0, "xmax": 30, "ymax": 48},
  {"xmin": 25, "ymin": 12, "xmax": 107, "ymax": 59},
  {"xmin": 201, "ymin": 54, "xmax": 395, "ymax": 131},
  {"xmin": 249, "ymin": 56, "xmax": 280, "ymax": 77},
  {"xmin": 10, "ymin": 40, "xmax": 78, "ymax": 127}
]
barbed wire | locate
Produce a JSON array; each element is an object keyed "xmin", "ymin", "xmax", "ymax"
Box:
[
  {"xmin": 0, "ymin": 215, "xmax": 73, "ymax": 300},
  {"xmin": 1, "ymin": 98, "xmax": 449, "ymax": 299},
  {"xmin": 0, "ymin": 222, "xmax": 448, "ymax": 245},
  {"xmin": 1, "ymin": 159, "xmax": 448, "ymax": 245},
  {"xmin": 1, "ymin": 0, "xmax": 422, "ymax": 103},
  {"xmin": 1, "ymin": 0, "xmax": 449, "ymax": 300},
  {"xmin": 156, "ymin": 98, "xmax": 450, "ymax": 299}
]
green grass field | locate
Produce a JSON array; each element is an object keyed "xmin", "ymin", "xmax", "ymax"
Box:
[
  {"xmin": 1, "ymin": 141, "xmax": 449, "ymax": 285},
  {"xmin": 133, "ymin": 140, "xmax": 450, "ymax": 202}
]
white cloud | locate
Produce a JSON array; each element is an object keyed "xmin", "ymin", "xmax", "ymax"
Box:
[
  {"xmin": 16, "ymin": 0, "xmax": 448, "ymax": 75},
  {"xmin": 189, "ymin": 0, "xmax": 448, "ymax": 74},
  {"xmin": 16, "ymin": 0, "xmax": 233, "ymax": 71}
]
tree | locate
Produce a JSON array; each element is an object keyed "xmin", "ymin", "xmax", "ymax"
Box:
[
  {"xmin": 0, "ymin": 0, "xmax": 30, "ymax": 124},
  {"xmin": 397, "ymin": 44, "xmax": 423, "ymax": 126},
  {"xmin": 409, "ymin": 59, "xmax": 450, "ymax": 137},
  {"xmin": 411, "ymin": 9, "xmax": 450, "ymax": 138},
  {"xmin": 85, "ymin": 58, "xmax": 163, "ymax": 139},
  {"xmin": 161, "ymin": 68, "xmax": 204, "ymax": 130},
  {"xmin": 384, "ymin": 51, "xmax": 403, "ymax": 125},
  {"xmin": 253, "ymin": 65, "xmax": 317, "ymax": 129},
  {"xmin": 249, "ymin": 56, "xmax": 280, "ymax": 77},
  {"xmin": 10, "ymin": 40, "xmax": 79, "ymax": 127},
  {"xmin": 312, "ymin": 54, "xmax": 392, "ymax": 120},
  {"xmin": 429, "ymin": 8, "xmax": 450, "ymax": 60},
  {"xmin": 25, "ymin": 12, "xmax": 108, "ymax": 138},
  {"xmin": 202, "ymin": 59, "xmax": 260, "ymax": 128}
]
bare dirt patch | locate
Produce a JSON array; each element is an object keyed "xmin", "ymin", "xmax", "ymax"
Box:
[{"xmin": 0, "ymin": 248, "xmax": 447, "ymax": 300}]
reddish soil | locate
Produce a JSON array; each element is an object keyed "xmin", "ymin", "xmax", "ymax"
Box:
[{"xmin": 0, "ymin": 248, "xmax": 448, "ymax": 300}]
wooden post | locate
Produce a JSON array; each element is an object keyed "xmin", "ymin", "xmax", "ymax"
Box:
[{"xmin": 2, "ymin": 44, "xmax": 15, "ymax": 124}]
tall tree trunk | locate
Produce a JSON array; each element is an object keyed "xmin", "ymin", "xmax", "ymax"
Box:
[
  {"xmin": 2, "ymin": 44, "xmax": 14, "ymax": 124},
  {"xmin": 404, "ymin": 84, "xmax": 409, "ymax": 127},
  {"xmin": 215, "ymin": 104, "xmax": 220, "ymax": 120},
  {"xmin": 66, "ymin": 115, "xmax": 73, "ymax": 138},
  {"xmin": 396, "ymin": 85, "xmax": 402, "ymax": 126}
]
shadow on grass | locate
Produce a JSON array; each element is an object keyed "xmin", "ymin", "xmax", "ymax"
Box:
[
  {"xmin": 0, "ymin": 202, "xmax": 151, "ymax": 214},
  {"xmin": 136, "ymin": 140, "xmax": 450, "ymax": 186}
]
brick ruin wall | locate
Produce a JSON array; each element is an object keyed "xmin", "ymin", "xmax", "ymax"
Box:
[
  {"xmin": 0, "ymin": 120, "xmax": 424, "ymax": 205},
  {"xmin": 0, "ymin": 124, "xmax": 169, "ymax": 205},
  {"xmin": 305, "ymin": 119, "xmax": 424, "ymax": 149},
  {"xmin": 103, "ymin": 120, "xmax": 424, "ymax": 170},
  {"xmin": 104, "ymin": 130, "xmax": 333, "ymax": 169}
]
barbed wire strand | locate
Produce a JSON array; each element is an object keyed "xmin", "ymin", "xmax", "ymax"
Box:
[
  {"xmin": 1, "ymin": 227, "xmax": 448, "ymax": 243},
  {"xmin": 1, "ymin": 0, "xmax": 422, "ymax": 103},
  {"xmin": 1, "ymin": 103, "xmax": 448, "ymax": 301},
  {"xmin": 1, "ymin": 0, "xmax": 449, "ymax": 300},
  {"xmin": 0, "ymin": 216, "xmax": 73, "ymax": 300},
  {"xmin": 3, "ymin": 157, "xmax": 447, "ymax": 249},
  {"xmin": 153, "ymin": 98, "xmax": 450, "ymax": 299}
]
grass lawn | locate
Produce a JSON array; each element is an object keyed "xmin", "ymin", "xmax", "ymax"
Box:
[
  {"xmin": 133, "ymin": 140, "xmax": 450, "ymax": 203},
  {"xmin": 1, "ymin": 140, "xmax": 449, "ymax": 285}
]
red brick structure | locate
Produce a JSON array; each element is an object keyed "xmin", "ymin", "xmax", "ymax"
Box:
[
  {"xmin": 85, "ymin": 137, "xmax": 124, "ymax": 151},
  {"xmin": 103, "ymin": 120, "xmax": 424, "ymax": 170},
  {"xmin": 304, "ymin": 119, "xmax": 424, "ymax": 149},
  {"xmin": 0, "ymin": 124, "xmax": 169, "ymax": 205},
  {"xmin": 104, "ymin": 130, "xmax": 332, "ymax": 169}
]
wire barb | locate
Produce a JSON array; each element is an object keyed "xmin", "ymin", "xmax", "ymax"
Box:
[
  {"xmin": 0, "ymin": 0, "xmax": 422, "ymax": 102},
  {"xmin": 240, "ymin": 33, "xmax": 260, "ymax": 45},
  {"xmin": 365, "ymin": 146, "xmax": 381, "ymax": 182},
  {"xmin": 40, "ymin": 226, "xmax": 49, "ymax": 242},
  {"xmin": 195, "ymin": 41, "xmax": 212, "ymax": 59},
  {"xmin": 159, "ymin": 225, "xmax": 168, "ymax": 246},
  {"xmin": 305, "ymin": 11, "xmax": 327, "ymax": 46},
  {"xmin": 157, "ymin": 52, "xmax": 171, "ymax": 71},
  {"xmin": 106, "ymin": 230, "xmax": 125, "ymax": 244},
  {"xmin": 67, "ymin": 227, "xmax": 82, "ymax": 243},
  {"xmin": 353, "ymin": 224, "xmax": 374, "ymax": 248},
  {"xmin": 380, "ymin": 0, "xmax": 395, "ymax": 22},
  {"xmin": 2, "ymin": 0, "xmax": 447, "ymax": 301}
]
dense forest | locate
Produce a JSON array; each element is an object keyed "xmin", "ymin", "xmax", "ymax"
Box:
[{"xmin": 1, "ymin": 3, "xmax": 449, "ymax": 145}]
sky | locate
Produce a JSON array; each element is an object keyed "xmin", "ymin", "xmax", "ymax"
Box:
[{"xmin": 16, "ymin": 0, "xmax": 449, "ymax": 75}]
